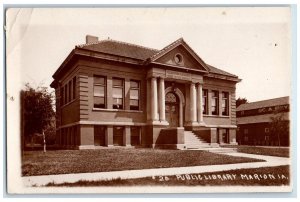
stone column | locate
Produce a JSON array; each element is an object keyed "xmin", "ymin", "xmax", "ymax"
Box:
[
  {"xmin": 190, "ymin": 82, "xmax": 197, "ymax": 123},
  {"xmin": 158, "ymin": 77, "xmax": 165, "ymax": 122},
  {"xmin": 151, "ymin": 77, "xmax": 158, "ymax": 121},
  {"xmin": 124, "ymin": 126, "xmax": 131, "ymax": 147},
  {"xmin": 197, "ymin": 83, "xmax": 203, "ymax": 124},
  {"xmin": 106, "ymin": 126, "xmax": 113, "ymax": 147}
]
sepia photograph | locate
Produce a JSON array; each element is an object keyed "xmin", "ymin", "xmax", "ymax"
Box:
[{"xmin": 5, "ymin": 6, "xmax": 294, "ymax": 194}]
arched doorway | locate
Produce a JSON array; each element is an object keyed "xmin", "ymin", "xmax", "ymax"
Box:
[{"xmin": 165, "ymin": 92, "xmax": 180, "ymax": 127}]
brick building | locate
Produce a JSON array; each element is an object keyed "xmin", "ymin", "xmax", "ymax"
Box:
[
  {"xmin": 50, "ymin": 35, "xmax": 241, "ymax": 149},
  {"xmin": 236, "ymin": 96, "xmax": 290, "ymax": 146}
]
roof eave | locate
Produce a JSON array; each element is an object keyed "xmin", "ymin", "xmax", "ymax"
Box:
[
  {"xmin": 52, "ymin": 49, "xmax": 76, "ymax": 80},
  {"xmin": 205, "ymin": 73, "xmax": 241, "ymax": 82},
  {"xmin": 75, "ymin": 47, "xmax": 146, "ymax": 65}
]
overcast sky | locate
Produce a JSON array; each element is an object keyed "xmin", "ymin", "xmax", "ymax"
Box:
[{"xmin": 6, "ymin": 7, "xmax": 292, "ymax": 102}]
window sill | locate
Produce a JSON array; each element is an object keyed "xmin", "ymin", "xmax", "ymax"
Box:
[{"xmin": 92, "ymin": 108, "xmax": 143, "ymax": 113}]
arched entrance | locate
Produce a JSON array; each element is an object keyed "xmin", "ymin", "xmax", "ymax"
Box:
[{"xmin": 165, "ymin": 92, "xmax": 180, "ymax": 127}]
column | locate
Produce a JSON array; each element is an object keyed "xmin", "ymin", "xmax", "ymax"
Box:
[
  {"xmin": 197, "ymin": 83, "xmax": 203, "ymax": 123},
  {"xmin": 106, "ymin": 126, "xmax": 113, "ymax": 147},
  {"xmin": 151, "ymin": 77, "xmax": 158, "ymax": 121},
  {"xmin": 158, "ymin": 77, "xmax": 165, "ymax": 121},
  {"xmin": 190, "ymin": 82, "xmax": 197, "ymax": 123},
  {"xmin": 124, "ymin": 126, "xmax": 131, "ymax": 147}
]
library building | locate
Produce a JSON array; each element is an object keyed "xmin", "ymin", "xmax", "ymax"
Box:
[{"xmin": 50, "ymin": 35, "xmax": 241, "ymax": 149}]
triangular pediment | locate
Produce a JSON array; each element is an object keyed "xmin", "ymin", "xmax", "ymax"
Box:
[{"xmin": 150, "ymin": 38, "xmax": 209, "ymax": 72}]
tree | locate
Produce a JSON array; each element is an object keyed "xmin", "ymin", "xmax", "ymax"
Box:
[
  {"xmin": 236, "ymin": 97, "xmax": 248, "ymax": 108},
  {"xmin": 21, "ymin": 83, "xmax": 55, "ymax": 151},
  {"xmin": 270, "ymin": 110, "xmax": 289, "ymax": 147}
]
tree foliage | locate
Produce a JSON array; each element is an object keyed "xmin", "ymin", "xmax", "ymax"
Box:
[
  {"xmin": 21, "ymin": 83, "xmax": 55, "ymax": 140},
  {"xmin": 270, "ymin": 110, "xmax": 289, "ymax": 146},
  {"xmin": 236, "ymin": 97, "xmax": 248, "ymax": 108}
]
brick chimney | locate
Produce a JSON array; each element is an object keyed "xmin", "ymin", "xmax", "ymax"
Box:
[{"xmin": 86, "ymin": 35, "xmax": 98, "ymax": 44}]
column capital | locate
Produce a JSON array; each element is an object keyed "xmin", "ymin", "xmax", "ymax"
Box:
[{"xmin": 149, "ymin": 76, "xmax": 157, "ymax": 79}]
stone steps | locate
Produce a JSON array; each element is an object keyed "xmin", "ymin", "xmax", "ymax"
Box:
[
  {"xmin": 183, "ymin": 130, "xmax": 237, "ymax": 153},
  {"xmin": 184, "ymin": 131, "xmax": 218, "ymax": 149}
]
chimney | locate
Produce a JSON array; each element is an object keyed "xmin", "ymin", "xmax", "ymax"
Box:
[{"xmin": 86, "ymin": 35, "xmax": 98, "ymax": 44}]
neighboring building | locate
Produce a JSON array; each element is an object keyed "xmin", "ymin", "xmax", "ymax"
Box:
[
  {"xmin": 236, "ymin": 96, "xmax": 290, "ymax": 146},
  {"xmin": 50, "ymin": 35, "xmax": 241, "ymax": 149}
]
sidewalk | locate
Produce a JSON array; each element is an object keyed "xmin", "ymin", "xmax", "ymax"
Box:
[{"xmin": 22, "ymin": 152, "xmax": 290, "ymax": 187}]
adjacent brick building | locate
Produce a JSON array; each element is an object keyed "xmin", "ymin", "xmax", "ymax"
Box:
[
  {"xmin": 50, "ymin": 35, "xmax": 241, "ymax": 149},
  {"xmin": 236, "ymin": 96, "xmax": 290, "ymax": 146}
]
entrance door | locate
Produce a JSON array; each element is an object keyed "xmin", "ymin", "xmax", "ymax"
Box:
[{"xmin": 165, "ymin": 92, "xmax": 179, "ymax": 128}]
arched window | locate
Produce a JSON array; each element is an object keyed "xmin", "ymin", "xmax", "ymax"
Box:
[{"xmin": 166, "ymin": 92, "xmax": 177, "ymax": 103}]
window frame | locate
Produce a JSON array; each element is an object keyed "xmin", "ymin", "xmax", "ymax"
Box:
[
  {"xmin": 222, "ymin": 92, "xmax": 229, "ymax": 116},
  {"xmin": 64, "ymin": 85, "xmax": 67, "ymax": 105},
  {"xmin": 265, "ymin": 128, "xmax": 269, "ymax": 133},
  {"xmin": 130, "ymin": 80, "xmax": 140, "ymax": 110},
  {"xmin": 93, "ymin": 75, "xmax": 106, "ymax": 109},
  {"xmin": 61, "ymin": 86, "xmax": 64, "ymax": 106},
  {"xmin": 211, "ymin": 90, "xmax": 219, "ymax": 115},
  {"xmin": 112, "ymin": 77, "xmax": 124, "ymax": 109},
  {"xmin": 72, "ymin": 76, "xmax": 76, "ymax": 100},
  {"xmin": 202, "ymin": 89, "xmax": 208, "ymax": 115},
  {"xmin": 68, "ymin": 80, "xmax": 72, "ymax": 103}
]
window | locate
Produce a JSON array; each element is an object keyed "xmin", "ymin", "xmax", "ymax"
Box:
[
  {"xmin": 130, "ymin": 80, "xmax": 140, "ymax": 110},
  {"xmin": 265, "ymin": 135, "xmax": 270, "ymax": 141},
  {"xmin": 73, "ymin": 76, "xmax": 76, "ymax": 99},
  {"xmin": 61, "ymin": 87, "xmax": 64, "ymax": 106},
  {"xmin": 113, "ymin": 78, "xmax": 124, "ymax": 109},
  {"xmin": 70, "ymin": 127, "xmax": 74, "ymax": 146},
  {"xmin": 244, "ymin": 128, "xmax": 248, "ymax": 134},
  {"xmin": 131, "ymin": 126, "xmax": 141, "ymax": 146},
  {"xmin": 94, "ymin": 126, "xmax": 106, "ymax": 146},
  {"xmin": 113, "ymin": 126, "xmax": 124, "ymax": 146},
  {"xmin": 265, "ymin": 128, "xmax": 269, "ymax": 133},
  {"xmin": 174, "ymin": 53, "xmax": 183, "ymax": 64},
  {"xmin": 68, "ymin": 80, "xmax": 72, "ymax": 102},
  {"xmin": 222, "ymin": 92, "xmax": 229, "ymax": 116},
  {"xmin": 211, "ymin": 90, "xmax": 219, "ymax": 115},
  {"xmin": 64, "ymin": 85, "xmax": 67, "ymax": 105},
  {"xmin": 202, "ymin": 89, "xmax": 208, "ymax": 114},
  {"xmin": 219, "ymin": 128, "xmax": 229, "ymax": 143},
  {"xmin": 73, "ymin": 126, "xmax": 77, "ymax": 146},
  {"xmin": 94, "ymin": 76, "xmax": 106, "ymax": 108}
]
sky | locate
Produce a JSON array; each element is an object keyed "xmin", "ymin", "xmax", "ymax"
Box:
[{"xmin": 6, "ymin": 7, "xmax": 292, "ymax": 102}]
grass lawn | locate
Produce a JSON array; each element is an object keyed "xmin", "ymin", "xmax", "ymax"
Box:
[
  {"xmin": 22, "ymin": 148, "xmax": 264, "ymax": 176},
  {"xmin": 46, "ymin": 165, "xmax": 290, "ymax": 187},
  {"xmin": 221, "ymin": 145, "xmax": 290, "ymax": 157}
]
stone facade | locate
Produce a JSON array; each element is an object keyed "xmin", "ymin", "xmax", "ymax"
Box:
[{"xmin": 50, "ymin": 35, "xmax": 241, "ymax": 149}]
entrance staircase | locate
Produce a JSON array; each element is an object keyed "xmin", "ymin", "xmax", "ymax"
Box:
[{"xmin": 183, "ymin": 131, "xmax": 237, "ymax": 153}]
